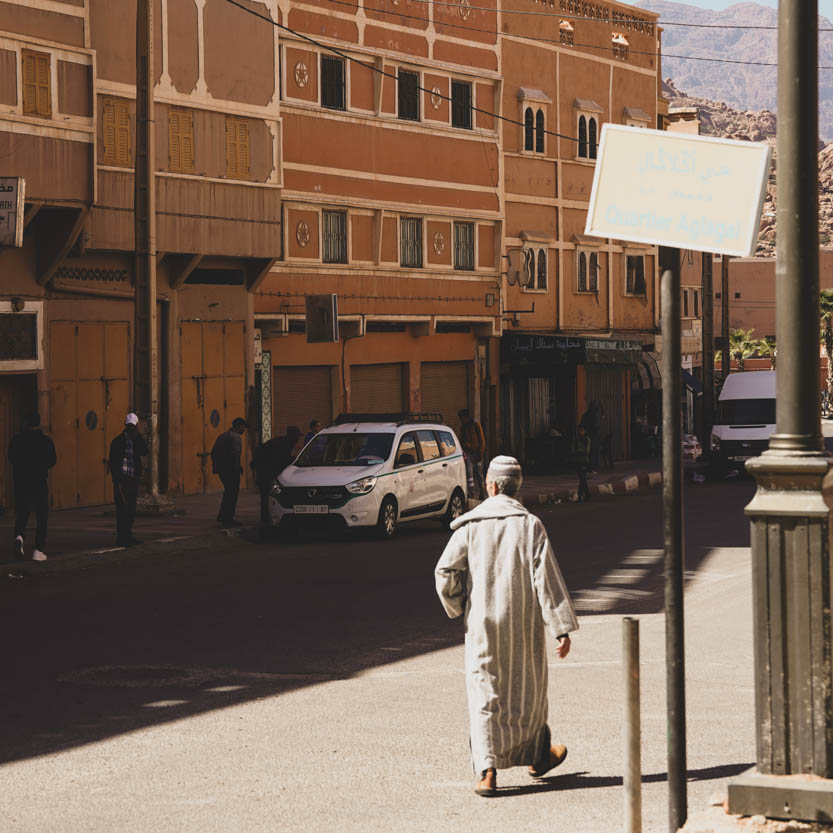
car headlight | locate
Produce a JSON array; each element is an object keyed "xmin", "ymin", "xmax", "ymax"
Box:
[
  {"xmin": 710, "ymin": 435, "xmax": 720, "ymax": 451},
  {"xmin": 346, "ymin": 476, "xmax": 377, "ymax": 495},
  {"xmin": 270, "ymin": 481, "xmax": 282, "ymax": 497}
]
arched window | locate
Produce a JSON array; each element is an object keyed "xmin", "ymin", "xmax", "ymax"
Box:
[
  {"xmin": 578, "ymin": 251, "xmax": 587, "ymax": 292},
  {"xmin": 578, "ymin": 115, "xmax": 587, "ymax": 159},
  {"xmin": 589, "ymin": 116, "xmax": 598, "ymax": 159},
  {"xmin": 535, "ymin": 109, "xmax": 545, "ymax": 153},
  {"xmin": 524, "ymin": 108, "xmax": 534, "ymax": 151},
  {"xmin": 589, "ymin": 252, "xmax": 598, "ymax": 292},
  {"xmin": 537, "ymin": 249, "xmax": 547, "ymax": 289}
]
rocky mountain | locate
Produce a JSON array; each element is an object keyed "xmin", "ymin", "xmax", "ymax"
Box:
[
  {"xmin": 634, "ymin": 0, "xmax": 833, "ymax": 140},
  {"xmin": 662, "ymin": 79, "xmax": 833, "ymax": 255}
]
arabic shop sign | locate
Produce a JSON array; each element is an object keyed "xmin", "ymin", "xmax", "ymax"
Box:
[
  {"xmin": 585, "ymin": 125, "xmax": 772, "ymax": 257},
  {"xmin": 503, "ymin": 334, "xmax": 643, "ymax": 365},
  {"xmin": 0, "ymin": 177, "xmax": 24, "ymax": 247}
]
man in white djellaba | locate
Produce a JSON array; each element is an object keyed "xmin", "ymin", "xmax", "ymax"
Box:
[{"xmin": 435, "ymin": 455, "xmax": 578, "ymax": 797}]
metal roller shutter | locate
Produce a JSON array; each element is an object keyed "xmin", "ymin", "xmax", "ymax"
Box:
[
  {"xmin": 421, "ymin": 361, "xmax": 470, "ymax": 427},
  {"xmin": 350, "ymin": 363, "xmax": 405, "ymax": 414},
  {"xmin": 273, "ymin": 365, "xmax": 333, "ymax": 436},
  {"xmin": 585, "ymin": 366, "xmax": 627, "ymax": 459}
]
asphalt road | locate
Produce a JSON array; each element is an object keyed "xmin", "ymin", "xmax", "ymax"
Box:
[{"xmin": 0, "ymin": 480, "xmax": 757, "ymax": 833}]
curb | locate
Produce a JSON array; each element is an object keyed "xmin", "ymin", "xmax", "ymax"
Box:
[{"xmin": 521, "ymin": 470, "xmax": 663, "ymax": 506}]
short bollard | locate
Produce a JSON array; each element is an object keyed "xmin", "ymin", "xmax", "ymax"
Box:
[{"xmin": 624, "ymin": 617, "xmax": 642, "ymax": 833}]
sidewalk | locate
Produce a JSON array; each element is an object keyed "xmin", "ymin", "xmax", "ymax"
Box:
[{"xmin": 0, "ymin": 457, "xmax": 664, "ymax": 566}]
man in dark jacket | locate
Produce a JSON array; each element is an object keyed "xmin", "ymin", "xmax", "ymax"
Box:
[
  {"xmin": 211, "ymin": 417, "xmax": 248, "ymax": 527},
  {"xmin": 8, "ymin": 413, "xmax": 57, "ymax": 562},
  {"xmin": 572, "ymin": 425, "xmax": 592, "ymax": 504},
  {"xmin": 251, "ymin": 425, "xmax": 302, "ymax": 526},
  {"xmin": 108, "ymin": 412, "xmax": 149, "ymax": 546}
]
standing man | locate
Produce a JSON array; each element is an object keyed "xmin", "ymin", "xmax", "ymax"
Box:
[
  {"xmin": 304, "ymin": 419, "xmax": 321, "ymax": 446},
  {"xmin": 9, "ymin": 413, "xmax": 57, "ymax": 562},
  {"xmin": 211, "ymin": 417, "xmax": 247, "ymax": 527},
  {"xmin": 458, "ymin": 408, "xmax": 486, "ymax": 500},
  {"xmin": 108, "ymin": 413, "xmax": 149, "ymax": 547},
  {"xmin": 572, "ymin": 424, "xmax": 592, "ymax": 503},
  {"xmin": 252, "ymin": 425, "xmax": 302, "ymax": 527},
  {"xmin": 435, "ymin": 456, "xmax": 578, "ymax": 797},
  {"xmin": 580, "ymin": 400, "xmax": 603, "ymax": 473}
]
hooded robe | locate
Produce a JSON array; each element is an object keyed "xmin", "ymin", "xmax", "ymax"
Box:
[{"xmin": 435, "ymin": 493, "xmax": 578, "ymax": 772}]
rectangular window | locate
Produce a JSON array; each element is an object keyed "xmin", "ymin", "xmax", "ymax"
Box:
[
  {"xmin": 22, "ymin": 49, "xmax": 51, "ymax": 117},
  {"xmin": 321, "ymin": 55, "xmax": 346, "ymax": 111},
  {"xmin": 451, "ymin": 80, "xmax": 472, "ymax": 130},
  {"xmin": 400, "ymin": 217, "xmax": 423, "ymax": 268},
  {"xmin": 454, "ymin": 222, "xmax": 474, "ymax": 271},
  {"xmin": 168, "ymin": 108, "xmax": 194, "ymax": 173},
  {"xmin": 694, "ymin": 289, "xmax": 700, "ymax": 317},
  {"xmin": 683, "ymin": 289, "xmax": 689, "ymax": 317},
  {"xmin": 625, "ymin": 255, "xmax": 646, "ymax": 296},
  {"xmin": 322, "ymin": 210, "xmax": 348, "ymax": 264},
  {"xmin": 398, "ymin": 69, "xmax": 419, "ymax": 121},
  {"xmin": 102, "ymin": 97, "xmax": 131, "ymax": 165},
  {"xmin": 225, "ymin": 116, "xmax": 249, "ymax": 179}
]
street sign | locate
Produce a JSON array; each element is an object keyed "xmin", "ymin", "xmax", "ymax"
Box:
[
  {"xmin": 585, "ymin": 125, "xmax": 772, "ymax": 257},
  {"xmin": 305, "ymin": 294, "xmax": 339, "ymax": 343},
  {"xmin": 0, "ymin": 177, "xmax": 24, "ymax": 247}
]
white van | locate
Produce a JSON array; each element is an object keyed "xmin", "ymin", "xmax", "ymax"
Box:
[{"xmin": 710, "ymin": 370, "xmax": 776, "ymax": 474}]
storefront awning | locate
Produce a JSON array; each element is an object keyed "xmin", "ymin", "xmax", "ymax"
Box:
[{"xmin": 682, "ymin": 368, "xmax": 703, "ymax": 394}]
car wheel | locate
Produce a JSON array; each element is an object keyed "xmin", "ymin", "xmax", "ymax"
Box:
[
  {"xmin": 444, "ymin": 488, "xmax": 465, "ymax": 530},
  {"xmin": 376, "ymin": 496, "xmax": 398, "ymax": 539}
]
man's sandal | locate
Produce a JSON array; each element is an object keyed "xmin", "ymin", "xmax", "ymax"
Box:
[{"xmin": 528, "ymin": 744, "xmax": 568, "ymax": 778}]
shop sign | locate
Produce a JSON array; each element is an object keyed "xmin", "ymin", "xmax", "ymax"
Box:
[
  {"xmin": 585, "ymin": 124, "xmax": 771, "ymax": 257},
  {"xmin": 584, "ymin": 338, "xmax": 644, "ymax": 365},
  {"xmin": 0, "ymin": 177, "xmax": 24, "ymax": 247},
  {"xmin": 502, "ymin": 334, "xmax": 585, "ymax": 365}
]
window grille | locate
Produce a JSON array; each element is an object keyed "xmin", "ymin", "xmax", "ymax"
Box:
[
  {"xmin": 536, "ymin": 249, "xmax": 547, "ymax": 289},
  {"xmin": 694, "ymin": 290, "xmax": 700, "ymax": 317},
  {"xmin": 22, "ymin": 50, "xmax": 50, "ymax": 117},
  {"xmin": 322, "ymin": 210, "xmax": 348, "ymax": 264},
  {"xmin": 454, "ymin": 222, "xmax": 474, "ymax": 271},
  {"xmin": 451, "ymin": 80, "xmax": 472, "ymax": 130},
  {"xmin": 398, "ymin": 69, "xmax": 420, "ymax": 121},
  {"xmin": 589, "ymin": 116, "xmax": 598, "ymax": 159},
  {"xmin": 169, "ymin": 108, "xmax": 194, "ymax": 173},
  {"xmin": 578, "ymin": 251, "xmax": 587, "ymax": 292},
  {"xmin": 683, "ymin": 289, "xmax": 689, "ymax": 317},
  {"xmin": 535, "ymin": 109, "xmax": 545, "ymax": 153},
  {"xmin": 225, "ymin": 116, "xmax": 249, "ymax": 179},
  {"xmin": 626, "ymin": 255, "xmax": 646, "ymax": 295},
  {"xmin": 102, "ymin": 98, "xmax": 131, "ymax": 165},
  {"xmin": 560, "ymin": 29, "xmax": 574, "ymax": 45},
  {"xmin": 524, "ymin": 108, "xmax": 534, "ymax": 151},
  {"xmin": 400, "ymin": 218, "xmax": 423, "ymax": 268},
  {"xmin": 321, "ymin": 55, "xmax": 346, "ymax": 110},
  {"xmin": 578, "ymin": 115, "xmax": 587, "ymax": 158},
  {"xmin": 589, "ymin": 252, "xmax": 599, "ymax": 292}
]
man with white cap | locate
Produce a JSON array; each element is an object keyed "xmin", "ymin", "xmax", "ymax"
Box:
[
  {"xmin": 435, "ymin": 455, "xmax": 578, "ymax": 797},
  {"xmin": 108, "ymin": 413, "xmax": 148, "ymax": 546}
]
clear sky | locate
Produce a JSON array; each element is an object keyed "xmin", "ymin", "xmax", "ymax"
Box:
[{"xmin": 677, "ymin": 0, "xmax": 833, "ymax": 23}]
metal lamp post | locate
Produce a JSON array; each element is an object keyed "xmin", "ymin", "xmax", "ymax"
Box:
[{"xmin": 728, "ymin": 1, "xmax": 833, "ymax": 820}]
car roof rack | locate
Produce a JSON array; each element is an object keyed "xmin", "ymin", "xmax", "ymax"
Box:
[{"xmin": 333, "ymin": 412, "xmax": 445, "ymax": 426}]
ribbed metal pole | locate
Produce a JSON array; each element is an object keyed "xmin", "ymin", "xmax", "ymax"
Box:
[
  {"xmin": 701, "ymin": 253, "xmax": 714, "ymax": 445},
  {"xmin": 624, "ymin": 617, "xmax": 642, "ymax": 833},
  {"xmin": 721, "ymin": 254, "xmax": 730, "ymax": 379},
  {"xmin": 660, "ymin": 245, "xmax": 686, "ymax": 831}
]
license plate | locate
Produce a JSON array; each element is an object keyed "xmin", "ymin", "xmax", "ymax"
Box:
[
  {"xmin": 731, "ymin": 455, "xmax": 752, "ymax": 462},
  {"xmin": 293, "ymin": 504, "xmax": 328, "ymax": 514}
]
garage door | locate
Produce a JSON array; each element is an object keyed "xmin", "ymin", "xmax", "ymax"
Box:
[
  {"xmin": 350, "ymin": 363, "xmax": 405, "ymax": 414},
  {"xmin": 273, "ymin": 365, "xmax": 333, "ymax": 435},
  {"xmin": 421, "ymin": 361, "xmax": 470, "ymax": 427}
]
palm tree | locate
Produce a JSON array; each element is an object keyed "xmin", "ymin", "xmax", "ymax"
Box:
[
  {"xmin": 729, "ymin": 327, "xmax": 763, "ymax": 372},
  {"xmin": 820, "ymin": 290, "xmax": 833, "ymax": 404}
]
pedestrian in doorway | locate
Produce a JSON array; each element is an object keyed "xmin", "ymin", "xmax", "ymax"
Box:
[
  {"xmin": 108, "ymin": 412, "xmax": 149, "ymax": 547},
  {"xmin": 458, "ymin": 408, "xmax": 486, "ymax": 500},
  {"xmin": 435, "ymin": 456, "xmax": 578, "ymax": 797},
  {"xmin": 600, "ymin": 431, "xmax": 614, "ymax": 472},
  {"xmin": 572, "ymin": 425, "xmax": 592, "ymax": 503},
  {"xmin": 211, "ymin": 417, "xmax": 248, "ymax": 527},
  {"xmin": 304, "ymin": 419, "xmax": 321, "ymax": 446},
  {"xmin": 580, "ymin": 400, "xmax": 603, "ymax": 473},
  {"xmin": 9, "ymin": 412, "xmax": 56, "ymax": 562},
  {"xmin": 252, "ymin": 425, "xmax": 302, "ymax": 528}
]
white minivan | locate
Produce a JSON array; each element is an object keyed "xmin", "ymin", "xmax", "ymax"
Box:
[
  {"xmin": 269, "ymin": 416, "xmax": 468, "ymax": 537},
  {"xmin": 710, "ymin": 370, "xmax": 776, "ymax": 475}
]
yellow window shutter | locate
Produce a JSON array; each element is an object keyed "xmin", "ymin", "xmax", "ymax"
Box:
[
  {"xmin": 182, "ymin": 110, "xmax": 194, "ymax": 172},
  {"xmin": 36, "ymin": 54, "xmax": 51, "ymax": 116},
  {"xmin": 225, "ymin": 117, "xmax": 237, "ymax": 177},
  {"xmin": 102, "ymin": 98, "xmax": 116, "ymax": 162},
  {"xmin": 22, "ymin": 51, "xmax": 37, "ymax": 114},
  {"xmin": 115, "ymin": 101, "xmax": 130, "ymax": 163},
  {"xmin": 236, "ymin": 119, "xmax": 249, "ymax": 179},
  {"xmin": 169, "ymin": 109, "xmax": 181, "ymax": 171}
]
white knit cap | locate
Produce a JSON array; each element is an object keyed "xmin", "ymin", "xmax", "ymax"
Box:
[
  {"xmin": 125, "ymin": 412, "xmax": 139, "ymax": 425},
  {"xmin": 487, "ymin": 455, "xmax": 522, "ymax": 480}
]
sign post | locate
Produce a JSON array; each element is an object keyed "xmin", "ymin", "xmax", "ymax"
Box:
[{"xmin": 586, "ymin": 124, "xmax": 771, "ymax": 832}]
